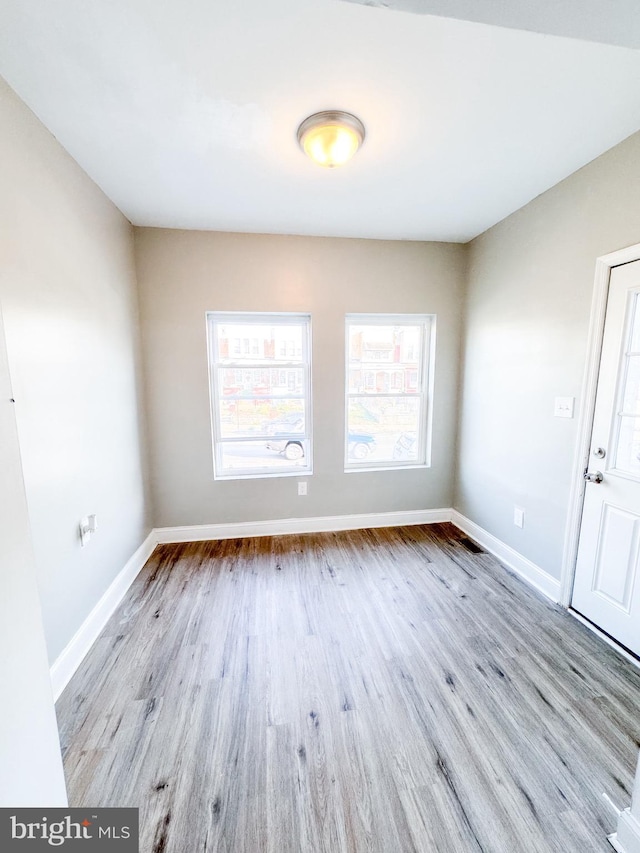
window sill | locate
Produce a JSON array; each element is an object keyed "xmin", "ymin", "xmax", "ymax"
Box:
[
  {"xmin": 214, "ymin": 468, "xmax": 313, "ymax": 481},
  {"xmin": 343, "ymin": 464, "xmax": 431, "ymax": 474}
]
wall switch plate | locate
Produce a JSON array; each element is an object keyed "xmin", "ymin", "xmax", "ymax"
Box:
[
  {"xmin": 298, "ymin": 482, "xmax": 307, "ymax": 496},
  {"xmin": 554, "ymin": 396, "xmax": 575, "ymax": 418},
  {"xmin": 514, "ymin": 506, "xmax": 525, "ymax": 528},
  {"xmin": 79, "ymin": 517, "xmax": 91, "ymax": 546}
]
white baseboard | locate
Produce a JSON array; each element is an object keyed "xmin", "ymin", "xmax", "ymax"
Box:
[
  {"xmin": 50, "ymin": 531, "xmax": 157, "ymax": 702},
  {"xmin": 153, "ymin": 508, "xmax": 452, "ymax": 544},
  {"xmin": 450, "ymin": 510, "xmax": 562, "ymax": 602},
  {"xmin": 609, "ymin": 809, "xmax": 640, "ymax": 853}
]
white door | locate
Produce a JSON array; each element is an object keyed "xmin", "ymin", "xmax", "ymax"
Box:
[
  {"xmin": 573, "ymin": 260, "xmax": 640, "ymax": 657},
  {"xmin": 0, "ymin": 306, "xmax": 67, "ymax": 805}
]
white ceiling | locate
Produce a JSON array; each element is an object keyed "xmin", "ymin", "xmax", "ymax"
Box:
[{"xmin": 2, "ymin": 0, "xmax": 640, "ymax": 242}]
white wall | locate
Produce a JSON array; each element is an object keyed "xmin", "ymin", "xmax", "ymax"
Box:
[
  {"xmin": 0, "ymin": 306, "xmax": 67, "ymax": 806},
  {"xmin": 135, "ymin": 229, "xmax": 466, "ymax": 527},
  {"xmin": 0, "ymin": 77, "xmax": 151, "ymax": 664},
  {"xmin": 456, "ymin": 130, "xmax": 640, "ymax": 580}
]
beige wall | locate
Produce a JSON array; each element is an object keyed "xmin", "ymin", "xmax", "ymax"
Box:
[
  {"xmin": 0, "ymin": 77, "xmax": 151, "ymax": 664},
  {"xmin": 135, "ymin": 229, "xmax": 466, "ymax": 527},
  {"xmin": 456, "ymin": 130, "xmax": 640, "ymax": 581}
]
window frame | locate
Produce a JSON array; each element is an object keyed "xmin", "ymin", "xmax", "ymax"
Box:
[
  {"xmin": 344, "ymin": 313, "xmax": 435, "ymax": 472},
  {"xmin": 207, "ymin": 311, "xmax": 312, "ymax": 480}
]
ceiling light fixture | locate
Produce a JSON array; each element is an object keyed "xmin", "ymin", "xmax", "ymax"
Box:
[{"xmin": 297, "ymin": 110, "xmax": 365, "ymax": 168}]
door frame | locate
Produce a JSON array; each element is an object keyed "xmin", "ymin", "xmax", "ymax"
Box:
[{"xmin": 560, "ymin": 241, "xmax": 640, "ymax": 607}]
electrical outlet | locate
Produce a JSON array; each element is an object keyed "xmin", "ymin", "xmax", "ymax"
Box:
[
  {"xmin": 514, "ymin": 506, "xmax": 525, "ymax": 529},
  {"xmin": 298, "ymin": 482, "xmax": 307, "ymax": 496}
]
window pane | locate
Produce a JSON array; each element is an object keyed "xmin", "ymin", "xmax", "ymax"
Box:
[
  {"xmin": 348, "ymin": 367, "xmax": 419, "ymax": 394},
  {"xmin": 217, "ymin": 323, "xmax": 303, "ymax": 363},
  {"xmin": 347, "ymin": 397, "xmax": 422, "ymax": 464},
  {"xmin": 348, "ymin": 324, "xmax": 421, "ymax": 367},
  {"xmin": 630, "ymin": 293, "xmax": 640, "ymax": 352},
  {"xmin": 220, "ymin": 400, "xmax": 305, "ymax": 439},
  {"xmin": 345, "ymin": 315, "xmax": 431, "ymax": 470},
  {"xmin": 219, "ymin": 439, "xmax": 309, "ymax": 474},
  {"xmin": 614, "ymin": 416, "xmax": 640, "ymax": 477},
  {"xmin": 209, "ymin": 312, "xmax": 311, "ymax": 478},
  {"xmin": 218, "ymin": 367, "xmax": 304, "ymax": 398},
  {"xmin": 621, "ymin": 356, "xmax": 640, "ymax": 415}
]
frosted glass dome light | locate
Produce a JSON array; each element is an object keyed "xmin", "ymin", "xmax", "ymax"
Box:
[{"xmin": 297, "ymin": 111, "xmax": 365, "ymax": 168}]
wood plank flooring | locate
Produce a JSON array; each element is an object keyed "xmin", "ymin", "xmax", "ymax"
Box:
[{"xmin": 56, "ymin": 523, "xmax": 640, "ymax": 852}]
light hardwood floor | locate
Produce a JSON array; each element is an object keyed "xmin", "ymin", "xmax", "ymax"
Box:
[{"xmin": 56, "ymin": 523, "xmax": 640, "ymax": 852}]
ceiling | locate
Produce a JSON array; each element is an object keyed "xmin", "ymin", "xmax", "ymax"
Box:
[{"xmin": 2, "ymin": 0, "xmax": 640, "ymax": 242}]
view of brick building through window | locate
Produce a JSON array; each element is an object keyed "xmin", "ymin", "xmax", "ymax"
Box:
[
  {"xmin": 349, "ymin": 328, "xmax": 419, "ymax": 395},
  {"xmin": 207, "ymin": 313, "xmax": 432, "ymax": 478},
  {"xmin": 207, "ymin": 314, "xmax": 312, "ymax": 478},
  {"xmin": 346, "ymin": 317, "xmax": 433, "ymax": 468}
]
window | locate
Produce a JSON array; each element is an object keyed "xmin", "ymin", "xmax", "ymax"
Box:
[
  {"xmin": 207, "ymin": 312, "xmax": 312, "ymax": 478},
  {"xmin": 345, "ymin": 314, "xmax": 434, "ymax": 469}
]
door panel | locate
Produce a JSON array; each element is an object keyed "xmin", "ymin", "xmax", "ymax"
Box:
[
  {"xmin": 592, "ymin": 503, "xmax": 639, "ymax": 611},
  {"xmin": 572, "ymin": 260, "xmax": 640, "ymax": 656}
]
